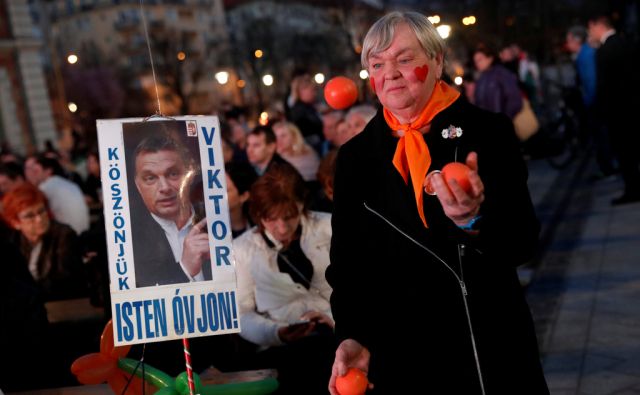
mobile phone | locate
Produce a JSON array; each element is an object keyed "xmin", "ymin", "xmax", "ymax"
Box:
[{"xmin": 287, "ymin": 320, "xmax": 311, "ymax": 330}]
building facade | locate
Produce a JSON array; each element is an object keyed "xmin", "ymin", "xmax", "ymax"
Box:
[{"xmin": 0, "ymin": 0, "xmax": 57, "ymax": 155}]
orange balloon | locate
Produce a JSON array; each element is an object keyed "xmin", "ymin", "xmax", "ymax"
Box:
[
  {"xmin": 101, "ymin": 319, "xmax": 131, "ymax": 359},
  {"xmin": 441, "ymin": 162, "xmax": 472, "ymax": 193},
  {"xmin": 324, "ymin": 76, "xmax": 358, "ymax": 110},
  {"xmin": 71, "ymin": 353, "xmax": 117, "ymax": 384},
  {"xmin": 336, "ymin": 368, "xmax": 368, "ymax": 395}
]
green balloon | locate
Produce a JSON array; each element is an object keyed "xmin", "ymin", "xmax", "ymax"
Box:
[
  {"xmin": 176, "ymin": 371, "xmax": 202, "ymax": 395},
  {"xmin": 117, "ymin": 357, "xmax": 175, "ymax": 388},
  {"xmin": 155, "ymin": 387, "xmax": 179, "ymax": 395},
  {"xmin": 200, "ymin": 378, "xmax": 279, "ymax": 395}
]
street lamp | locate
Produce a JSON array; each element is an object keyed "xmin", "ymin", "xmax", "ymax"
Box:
[
  {"xmin": 359, "ymin": 70, "xmax": 369, "ymax": 80},
  {"xmin": 67, "ymin": 54, "xmax": 78, "ymax": 64},
  {"xmin": 259, "ymin": 111, "xmax": 269, "ymax": 125},
  {"xmin": 462, "ymin": 16, "xmax": 477, "ymax": 26},
  {"xmin": 254, "ymin": 49, "xmax": 263, "ymax": 59},
  {"xmin": 314, "ymin": 73, "xmax": 325, "ymax": 84},
  {"xmin": 262, "ymin": 74, "xmax": 274, "ymax": 86},
  {"xmin": 215, "ymin": 71, "xmax": 229, "ymax": 85},
  {"xmin": 436, "ymin": 25, "xmax": 452, "ymax": 39},
  {"xmin": 68, "ymin": 102, "xmax": 78, "ymax": 112}
]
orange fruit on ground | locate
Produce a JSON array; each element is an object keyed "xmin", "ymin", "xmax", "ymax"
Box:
[
  {"xmin": 441, "ymin": 162, "xmax": 472, "ymax": 194},
  {"xmin": 336, "ymin": 367, "xmax": 368, "ymax": 395},
  {"xmin": 324, "ymin": 76, "xmax": 358, "ymax": 110}
]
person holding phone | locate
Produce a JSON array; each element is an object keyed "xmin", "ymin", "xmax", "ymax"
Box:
[{"xmin": 233, "ymin": 163, "xmax": 335, "ymax": 395}]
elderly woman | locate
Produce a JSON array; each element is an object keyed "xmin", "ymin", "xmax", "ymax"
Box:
[
  {"xmin": 273, "ymin": 121, "xmax": 320, "ymax": 182},
  {"xmin": 233, "ymin": 163, "xmax": 335, "ymax": 395},
  {"xmin": 327, "ymin": 11, "xmax": 548, "ymax": 394},
  {"xmin": 2, "ymin": 184, "xmax": 86, "ymax": 301}
]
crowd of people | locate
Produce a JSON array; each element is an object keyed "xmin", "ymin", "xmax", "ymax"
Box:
[{"xmin": 1, "ymin": 8, "xmax": 638, "ymax": 395}]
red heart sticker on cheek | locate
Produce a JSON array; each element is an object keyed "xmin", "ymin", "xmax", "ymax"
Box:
[
  {"xmin": 414, "ymin": 65, "xmax": 429, "ymax": 82},
  {"xmin": 369, "ymin": 77, "xmax": 376, "ymax": 93}
]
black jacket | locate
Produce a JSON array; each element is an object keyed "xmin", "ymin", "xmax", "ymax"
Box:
[
  {"xmin": 14, "ymin": 221, "xmax": 86, "ymax": 301},
  {"xmin": 131, "ymin": 204, "xmax": 212, "ymax": 287},
  {"xmin": 327, "ymin": 98, "xmax": 548, "ymax": 394}
]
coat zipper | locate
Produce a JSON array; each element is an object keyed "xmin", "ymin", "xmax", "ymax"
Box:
[{"xmin": 363, "ymin": 202, "xmax": 486, "ymax": 394}]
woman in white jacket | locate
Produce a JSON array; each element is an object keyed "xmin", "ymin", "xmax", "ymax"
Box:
[{"xmin": 233, "ymin": 162, "xmax": 335, "ymax": 395}]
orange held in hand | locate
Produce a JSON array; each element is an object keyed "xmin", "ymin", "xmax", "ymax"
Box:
[
  {"xmin": 336, "ymin": 367, "xmax": 368, "ymax": 395},
  {"xmin": 324, "ymin": 76, "xmax": 358, "ymax": 110},
  {"xmin": 441, "ymin": 162, "xmax": 472, "ymax": 194}
]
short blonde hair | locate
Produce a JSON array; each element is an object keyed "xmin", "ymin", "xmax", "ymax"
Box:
[{"xmin": 361, "ymin": 11, "xmax": 445, "ymax": 70}]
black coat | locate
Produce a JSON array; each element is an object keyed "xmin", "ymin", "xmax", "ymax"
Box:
[
  {"xmin": 131, "ymin": 206, "xmax": 212, "ymax": 287},
  {"xmin": 14, "ymin": 221, "xmax": 87, "ymax": 301},
  {"xmin": 595, "ymin": 32, "xmax": 640, "ymax": 118},
  {"xmin": 327, "ymin": 98, "xmax": 548, "ymax": 394}
]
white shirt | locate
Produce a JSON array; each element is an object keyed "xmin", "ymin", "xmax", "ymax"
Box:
[
  {"xmin": 151, "ymin": 209, "xmax": 205, "ymax": 282},
  {"xmin": 601, "ymin": 29, "xmax": 616, "ymax": 44},
  {"xmin": 39, "ymin": 175, "xmax": 89, "ymax": 234}
]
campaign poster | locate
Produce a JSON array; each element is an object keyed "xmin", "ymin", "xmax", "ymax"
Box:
[{"xmin": 96, "ymin": 116, "xmax": 239, "ymax": 346}]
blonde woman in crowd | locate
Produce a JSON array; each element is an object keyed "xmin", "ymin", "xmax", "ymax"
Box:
[{"xmin": 273, "ymin": 121, "xmax": 320, "ymax": 182}]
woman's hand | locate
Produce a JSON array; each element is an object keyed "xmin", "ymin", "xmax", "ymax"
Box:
[
  {"xmin": 426, "ymin": 152, "xmax": 485, "ymax": 227},
  {"xmin": 301, "ymin": 311, "xmax": 335, "ymax": 328},
  {"xmin": 329, "ymin": 339, "xmax": 374, "ymax": 395},
  {"xmin": 277, "ymin": 320, "xmax": 316, "ymax": 343}
]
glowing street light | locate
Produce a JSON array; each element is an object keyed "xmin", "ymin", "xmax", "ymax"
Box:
[
  {"xmin": 237, "ymin": 79, "xmax": 246, "ymax": 88},
  {"xmin": 215, "ymin": 71, "xmax": 229, "ymax": 85},
  {"xmin": 254, "ymin": 49, "xmax": 263, "ymax": 59},
  {"xmin": 259, "ymin": 111, "xmax": 269, "ymax": 125},
  {"xmin": 427, "ymin": 15, "xmax": 440, "ymax": 24},
  {"xmin": 454, "ymin": 76, "xmax": 463, "ymax": 86},
  {"xmin": 262, "ymin": 74, "xmax": 274, "ymax": 86},
  {"xmin": 359, "ymin": 70, "xmax": 369, "ymax": 80},
  {"xmin": 177, "ymin": 51, "xmax": 186, "ymax": 61},
  {"xmin": 67, "ymin": 54, "xmax": 78, "ymax": 64},
  {"xmin": 463, "ymin": 16, "xmax": 477, "ymax": 26},
  {"xmin": 68, "ymin": 102, "xmax": 78, "ymax": 113},
  {"xmin": 436, "ymin": 25, "xmax": 452, "ymax": 39},
  {"xmin": 314, "ymin": 73, "xmax": 325, "ymax": 84}
]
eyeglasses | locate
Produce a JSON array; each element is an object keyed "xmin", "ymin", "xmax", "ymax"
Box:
[{"xmin": 18, "ymin": 206, "xmax": 48, "ymax": 221}]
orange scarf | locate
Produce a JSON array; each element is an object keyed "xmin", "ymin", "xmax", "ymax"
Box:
[{"xmin": 383, "ymin": 80, "xmax": 460, "ymax": 228}]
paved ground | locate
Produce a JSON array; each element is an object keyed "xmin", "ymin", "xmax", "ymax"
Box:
[{"xmin": 525, "ymin": 153, "xmax": 640, "ymax": 395}]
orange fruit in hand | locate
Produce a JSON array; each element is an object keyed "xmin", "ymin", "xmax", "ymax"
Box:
[
  {"xmin": 324, "ymin": 76, "xmax": 358, "ymax": 110},
  {"xmin": 441, "ymin": 162, "xmax": 472, "ymax": 194},
  {"xmin": 336, "ymin": 367, "xmax": 368, "ymax": 395}
]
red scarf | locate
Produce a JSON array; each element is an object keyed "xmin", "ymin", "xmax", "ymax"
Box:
[{"xmin": 383, "ymin": 80, "xmax": 460, "ymax": 228}]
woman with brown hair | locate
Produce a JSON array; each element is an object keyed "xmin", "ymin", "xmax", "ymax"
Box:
[
  {"xmin": 233, "ymin": 163, "xmax": 334, "ymax": 395},
  {"xmin": 2, "ymin": 184, "xmax": 86, "ymax": 301}
]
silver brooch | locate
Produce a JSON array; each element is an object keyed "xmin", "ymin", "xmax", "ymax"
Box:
[{"xmin": 441, "ymin": 125, "xmax": 463, "ymax": 139}]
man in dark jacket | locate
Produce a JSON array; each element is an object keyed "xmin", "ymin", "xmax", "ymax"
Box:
[{"xmin": 588, "ymin": 14, "xmax": 640, "ymax": 204}]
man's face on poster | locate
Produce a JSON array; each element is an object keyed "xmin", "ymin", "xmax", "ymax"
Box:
[{"xmin": 134, "ymin": 149, "xmax": 191, "ymax": 222}]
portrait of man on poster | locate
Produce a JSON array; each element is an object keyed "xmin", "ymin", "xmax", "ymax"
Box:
[{"xmin": 124, "ymin": 120, "xmax": 211, "ymax": 287}]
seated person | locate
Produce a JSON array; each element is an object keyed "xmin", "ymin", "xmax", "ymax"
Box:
[
  {"xmin": 313, "ymin": 149, "xmax": 338, "ymax": 213},
  {"xmin": 2, "ymin": 184, "xmax": 86, "ymax": 301},
  {"xmin": 273, "ymin": 121, "xmax": 320, "ymax": 182},
  {"xmin": 225, "ymin": 161, "xmax": 258, "ymax": 238},
  {"xmin": 233, "ymin": 163, "xmax": 335, "ymax": 395}
]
